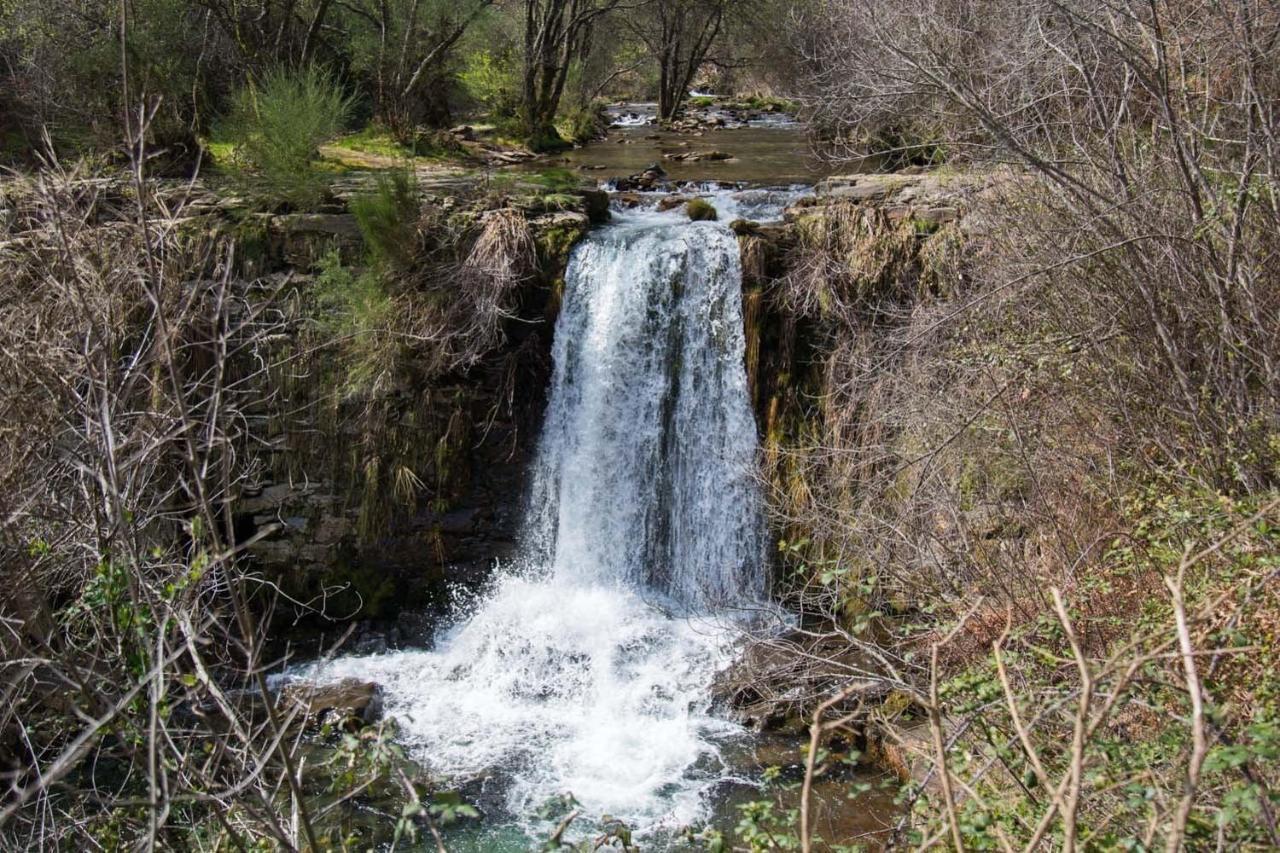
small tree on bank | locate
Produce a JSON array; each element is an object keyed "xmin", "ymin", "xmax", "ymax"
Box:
[
  {"xmin": 518, "ymin": 0, "xmax": 625, "ymax": 149},
  {"xmin": 632, "ymin": 0, "xmax": 727, "ymax": 122}
]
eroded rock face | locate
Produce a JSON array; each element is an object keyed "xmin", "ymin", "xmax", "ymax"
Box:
[{"xmin": 235, "ymin": 187, "xmax": 602, "ymax": 627}]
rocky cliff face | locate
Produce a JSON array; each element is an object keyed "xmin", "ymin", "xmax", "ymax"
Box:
[{"xmin": 226, "ymin": 188, "xmax": 603, "ymax": 627}]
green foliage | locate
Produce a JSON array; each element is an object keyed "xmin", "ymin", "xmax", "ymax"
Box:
[
  {"xmin": 556, "ymin": 99, "xmax": 608, "ymax": 144},
  {"xmin": 351, "ymin": 169, "xmax": 420, "ymax": 272},
  {"xmin": 331, "ymin": 126, "xmax": 418, "ymax": 160},
  {"xmin": 686, "ymin": 198, "xmax": 719, "ymax": 221},
  {"xmin": 313, "ymin": 249, "xmax": 398, "ymax": 395},
  {"xmin": 909, "ymin": 482, "xmax": 1280, "ymax": 848},
  {"xmin": 492, "ymin": 166, "xmax": 584, "ymax": 194},
  {"xmin": 460, "ymin": 50, "xmax": 522, "ymax": 119},
  {"xmin": 219, "ymin": 66, "xmax": 354, "ymax": 208},
  {"xmin": 1, "ymin": 0, "xmax": 210, "ymax": 155}
]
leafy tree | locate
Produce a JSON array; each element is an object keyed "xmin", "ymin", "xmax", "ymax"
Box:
[{"xmin": 338, "ymin": 0, "xmax": 495, "ymax": 136}]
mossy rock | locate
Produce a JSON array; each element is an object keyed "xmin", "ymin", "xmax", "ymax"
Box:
[
  {"xmin": 686, "ymin": 198, "xmax": 718, "ymax": 221},
  {"xmin": 730, "ymin": 218, "xmax": 760, "ymax": 236},
  {"xmin": 575, "ymin": 188, "xmax": 611, "ymax": 224},
  {"xmin": 531, "ymin": 211, "xmax": 590, "ymax": 276}
]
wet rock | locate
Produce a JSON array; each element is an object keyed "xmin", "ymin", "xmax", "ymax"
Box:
[
  {"xmin": 278, "ymin": 678, "xmax": 384, "ymax": 730},
  {"xmin": 663, "ymin": 149, "xmax": 733, "ymax": 163},
  {"xmin": 656, "ymin": 195, "xmax": 691, "ymax": 212},
  {"xmin": 434, "ymin": 506, "xmax": 478, "ymax": 534},
  {"xmin": 868, "ymin": 720, "xmax": 947, "ymax": 795},
  {"xmin": 530, "ymin": 210, "xmax": 591, "ymax": 268},
  {"xmin": 613, "ymin": 163, "xmax": 668, "ymax": 192},
  {"xmin": 574, "ymin": 188, "xmax": 612, "ymax": 224},
  {"xmin": 613, "ymin": 192, "xmax": 644, "ymax": 209}
]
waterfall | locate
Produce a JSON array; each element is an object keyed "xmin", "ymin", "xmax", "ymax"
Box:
[
  {"xmin": 526, "ymin": 217, "xmax": 764, "ymax": 608},
  {"xmin": 293, "ymin": 197, "xmax": 792, "ymax": 841}
]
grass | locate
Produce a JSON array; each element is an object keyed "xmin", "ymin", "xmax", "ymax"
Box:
[
  {"xmin": 485, "ymin": 166, "xmax": 585, "ymax": 195},
  {"xmin": 331, "ymin": 127, "xmax": 418, "ymax": 160},
  {"xmin": 686, "ymin": 198, "xmax": 718, "ymax": 221}
]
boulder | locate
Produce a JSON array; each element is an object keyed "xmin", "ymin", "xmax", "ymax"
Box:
[
  {"xmin": 612, "ymin": 163, "xmax": 669, "ymax": 192},
  {"xmin": 277, "ymin": 678, "xmax": 383, "ymax": 730},
  {"xmin": 663, "ymin": 149, "xmax": 733, "ymax": 163},
  {"xmin": 868, "ymin": 720, "xmax": 949, "ymax": 796},
  {"xmin": 574, "ymin": 188, "xmax": 612, "ymax": 224}
]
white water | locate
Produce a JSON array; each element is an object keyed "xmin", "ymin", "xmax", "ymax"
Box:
[
  {"xmin": 292, "ymin": 195, "xmax": 795, "ymax": 838},
  {"xmin": 524, "ymin": 215, "xmax": 764, "ymax": 609}
]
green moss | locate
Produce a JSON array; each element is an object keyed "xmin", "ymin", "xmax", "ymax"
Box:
[
  {"xmin": 722, "ymin": 95, "xmax": 801, "ymax": 114},
  {"xmin": 556, "ymin": 100, "xmax": 608, "ymax": 144},
  {"xmin": 525, "ymin": 127, "xmax": 571, "ymax": 153},
  {"xmin": 329, "ymin": 125, "xmax": 465, "ymax": 164},
  {"xmin": 535, "ymin": 220, "xmax": 588, "ymax": 272},
  {"xmin": 686, "ymin": 198, "xmax": 718, "ymax": 221},
  {"xmin": 200, "ymin": 139, "xmax": 237, "ymax": 169},
  {"xmin": 538, "ymin": 192, "xmax": 579, "ymax": 211},
  {"xmin": 331, "ymin": 126, "xmax": 415, "ymax": 159}
]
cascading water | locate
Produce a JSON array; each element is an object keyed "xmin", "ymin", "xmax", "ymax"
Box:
[
  {"xmin": 525, "ymin": 214, "xmax": 764, "ymax": 609},
  {"xmin": 294, "ymin": 190, "xmax": 800, "ymax": 843}
]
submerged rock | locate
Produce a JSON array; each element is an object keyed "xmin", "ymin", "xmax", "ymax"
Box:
[
  {"xmin": 664, "ymin": 149, "xmax": 733, "ymax": 163},
  {"xmin": 656, "ymin": 194, "xmax": 691, "ymax": 212}
]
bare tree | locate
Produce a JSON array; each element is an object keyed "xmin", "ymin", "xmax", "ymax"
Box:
[
  {"xmin": 518, "ymin": 0, "xmax": 628, "ymax": 146},
  {"xmin": 629, "ymin": 0, "xmax": 728, "ymax": 122}
]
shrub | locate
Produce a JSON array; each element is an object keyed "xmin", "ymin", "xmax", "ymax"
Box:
[
  {"xmin": 220, "ymin": 66, "xmax": 354, "ymax": 208},
  {"xmin": 556, "ymin": 99, "xmax": 608, "ymax": 144},
  {"xmin": 686, "ymin": 198, "xmax": 718, "ymax": 221},
  {"xmin": 350, "ymin": 170, "xmax": 420, "ymax": 273}
]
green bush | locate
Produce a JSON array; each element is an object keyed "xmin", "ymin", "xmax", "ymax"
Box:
[
  {"xmin": 459, "ymin": 50, "xmax": 521, "ymax": 120},
  {"xmin": 220, "ymin": 66, "xmax": 354, "ymax": 208},
  {"xmin": 350, "ymin": 170, "xmax": 420, "ymax": 273},
  {"xmin": 686, "ymin": 198, "xmax": 718, "ymax": 221},
  {"xmin": 556, "ymin": 99, "xmax": 608, "ymax": 144}
]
